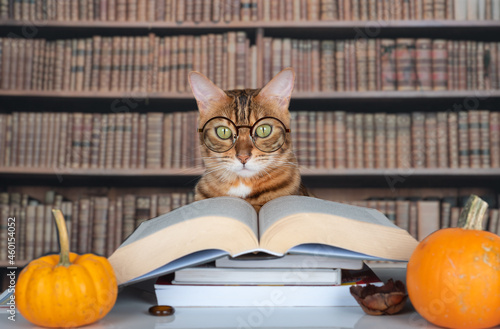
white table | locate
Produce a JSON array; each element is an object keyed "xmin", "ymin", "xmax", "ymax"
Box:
[{"xmin": 1, "ymin": 267, "xmax": 498, "ymax": 329}]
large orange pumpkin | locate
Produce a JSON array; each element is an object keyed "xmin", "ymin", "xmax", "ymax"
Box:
[
  {"xmin": 407, "ymin": 195, "xmax": 500, "ymax": 329},
  {"xmin": 16, "ymin": 209, "xmax": 118, "ymax": 328}
]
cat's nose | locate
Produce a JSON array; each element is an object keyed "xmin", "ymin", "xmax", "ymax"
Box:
[{"xmin": 237, "ymin": 154, "xmax": 251, "ymax": 164}]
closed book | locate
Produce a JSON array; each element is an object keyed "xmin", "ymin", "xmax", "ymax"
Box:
[
  {"xmin": 488, "ymin": 209, "xmax": 499, "ymax": 235},
  {"xmin": 411, "ymin": 112, "xmax": 425, "ymax": 168},
  {"xmin": 155, "ymin": 265, "xmax": 381, "ymax": 307},
  {"xmin": 345, "ymin": 113, "xmax": 355, "ymax": 169},
  {"xmin": 396, "ymin": 113, "xmax": 411, "ymax": 168},
  {"xmin": 457, "ymin": 111, "xmax": 469, "ymax": 168},
  {"xmin": 353, "ymin": 113, "xmax": 364, "ymax": 168},
  {"xmin": 335, "ymin": 40, "xmax": 345, "ymax": 91},
  {"xmin": 479, "ymin": 110, "xmax": 490, "ymax": 168},
  {"xmin": 448, "ymin": 111, "xmax": 459, "ymax": 168},
  {"xmin": 363, "ymin": 113, "xmax": 374, "ymax": 169},
  {"xmin": 432, "ymin": 39, "xmax": 448, "ymax": 91},
  {"xmin": 173, "ymin": 267, "xmax": 342, "ymax": 285},
  {"xmin": 320, "ymin": 0, "xmax": 336, "ymax": 20},
  {"xmin": 374, "ymin": 113, "xmax": 386, "ymax": 169},
  {"xmin": 380, "ymin": 39, "xmax": 396, "ymax": 91},
  {"xmin": 468, "ymin": 110, "xmax": 481, "ymax": 168},
  {"xmin": 395, "ymin": 38, "xmax": 416, "ymax": 91},
  {"xmin": 436, "ymin": 112, "xmax": 449, "ymax": 168},
  {"xmin": 385, "ymin": 114, "xmax": 397, "ymax": 168},
  {"xmin": 146, "ymin": 112, "xmax": 163, "ymax": 169},
  {"xmin": 490, "ymin": 112, "xmax": 500, "ymax": 168},
  {"xmin": 424, "ymin": 113, "xmax": 438, "ymax": 168},
  {"xmin": 215, "ymin": 253, "xmax": 363, "ymax": 270},
  {"xmin": 334, "ymin": 111, "xmax": 346, "ymax": 169},
  {"xmin": 415, "ymin": 39, "xmax": 432, "ymax": 91},
  {"xmin": 417, "ymin": 200, "xmax": 440, "ymax": 241}
]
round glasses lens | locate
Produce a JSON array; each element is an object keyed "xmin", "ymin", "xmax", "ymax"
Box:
[
  {"xmin": 251, "ymin": 118, "xmax": 287, "ymax": 152},
  {"xmin": 202, "ymin": 117, "xmax": 236, "ymax": 153}
]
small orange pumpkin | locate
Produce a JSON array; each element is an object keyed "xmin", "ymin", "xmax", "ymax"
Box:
[
  {"xmin": 16, "ymin": 209, "xmax": 118, "ymax": 328},
  {"xmin": 407, "ymin": 195, "xmax": 500, "ymax": 329}
]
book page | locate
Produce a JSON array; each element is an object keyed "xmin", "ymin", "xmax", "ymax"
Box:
[
  {"xmin": 259, "ymin": 195, "xmax": 398, "ymax": 238},
  {"xmin": 258, "ymin": 196, "xmax": 418, "ymax": 261},
  {"xmin": 120, "ymin": 196, "xmax": 258, "ymax": 247}
]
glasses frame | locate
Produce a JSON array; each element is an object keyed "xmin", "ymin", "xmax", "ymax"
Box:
[{"xmin": 198, "ymin": 116, "xmax": 291, "ymax": 153}]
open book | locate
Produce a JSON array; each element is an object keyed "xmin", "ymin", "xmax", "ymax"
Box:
[{"xmin": 108, "ymin": 196, "xmax": 419, "ymax": 286}]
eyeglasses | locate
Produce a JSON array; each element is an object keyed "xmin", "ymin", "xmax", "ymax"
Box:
[{"xmin": 198, "ymin": 116, "xmax": 291, "ymax": 153}]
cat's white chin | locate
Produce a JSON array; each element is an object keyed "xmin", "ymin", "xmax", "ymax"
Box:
[
  {"xmin": 230, "ymin": 161, "xmax": 259, "ymax": 177},
  {"xmin": 236, "ymin": 168, "xmax": 257, "ymax": 178}
]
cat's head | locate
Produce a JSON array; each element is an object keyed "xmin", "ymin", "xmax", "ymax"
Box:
[{"xmin": 189, "ymin": 68, "xmax": 296, "ymax": 180}]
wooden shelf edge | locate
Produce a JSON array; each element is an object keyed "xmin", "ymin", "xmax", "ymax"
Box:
[
  {"xmin": 1, "ymin": 19, "xmax": 500, "ymax": 29},
  {"xmin": 1, "ymin": 90, "xmax": 500, "ymax": 100},
  {"xmin": 2, "ymin": 167, "xmax": 500, "ymax": 177}
]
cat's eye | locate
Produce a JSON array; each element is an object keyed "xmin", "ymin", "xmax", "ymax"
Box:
[
  {"xmin": 216, "ymin": 126, "xmax": 232, "ymax": 140},
  {"xmin": 255, "ymin": 124, "xmax": 272, "ymax": 138}
]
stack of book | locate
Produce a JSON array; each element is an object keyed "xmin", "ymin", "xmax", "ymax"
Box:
[
  {"xmin": 108, "ymin": 195, "xmax": 419, "ymax": 307},
  {"xmin": 155, "ymin": 254, "xmax": 382, "ymax": 307}
]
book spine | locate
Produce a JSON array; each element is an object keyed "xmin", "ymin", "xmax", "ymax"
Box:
[
  {"xmin": 491, "ymin": 112, "xmax": 500, "ymax": 168},
  {"xmin": 415, "ymin": 38, "xmax": 432, "ymax": 91},
  {"xmin": 396, "ymin": 113, "xmax": 412, "ymax": 168},
  {"xmin": 411, "ymin": 112, "xmax": 426, "ymax": 168},
  {"xmin": 380, "ymin": 39, "xmax": 396, "ymax": 91},
  {"xmin": 353, "ymin": 113, "xmax": 364, "ymax": 168},
  {"xmin": 345, "ymin": 113, "xmax": 355, "ymax": 169},
  {"xmin": 432, "ymin": 39, "xmax": 448, "ymax": 91},
  {"xmin": 479, "ymin": 110, "xmax": 490, "ymax": 168},
  {"xmin": 363, "ymin": 113, "xmax": 374, "ymax": 168},
  {"xmin": 424, "ymin": 112, "xmax": 438, "ymax": 168},
  {"xmin": 468, "ymin": 110, "xmax": 482, "ymax": 169},
  {"xmin": 436, "ymin": 112, "xmax": 449, "ymax": 168},
  {"xmin": 447, "ymin": 112, "xmax": 459, "ymax": 168},
  {"xmin": 457, "ymin": 111, "xmax": 469, "ymax": 168},
  {"xmin": 385, "ymin": 114, "xmax": 397, "ymax": 168},
  {"xmin": 395, "ymin": 38, "xmax": 416, "ymax": 91},
  {"xmin": 374, "ymin": 112, "xmax": 386, "ymax": 169},
  {"xmin": 335, "ymin": 40, "xmax": 345, "ymax": 91}
]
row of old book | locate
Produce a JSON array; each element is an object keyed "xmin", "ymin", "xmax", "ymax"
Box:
[
  {"xmin": 1, "ymin": 189, "xmax": 499, "ymax": 262},
  {"xmin": 0, "ymin": 191, "xmax": 195, "ymax": 261},
  {"xmin": 0, "ymin": 33, "xmax": 257, "ymax": 93},
  {"xmin": 2, "ymin": 35, "xmax": 500, "ymax": 93},
  {"xmin": 1, "ymin": 0, "xmax": 499, "ymax": 22},
  {"xmin": 1, "ymin": 109, "xmax": 499, "ymax": 170}
]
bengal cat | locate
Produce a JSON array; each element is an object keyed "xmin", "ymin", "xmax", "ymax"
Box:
[{"xmin": 188, "ymin": 68, "xmax": 308, "ymax": 212}]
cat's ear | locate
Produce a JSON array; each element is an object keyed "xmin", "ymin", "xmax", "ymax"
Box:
[
  {"xmin": 188, "ymin": 71, "xmax": 228, "ymax": 114},
  {"xmin": 256, "ymin": 67, "xmax": 295, "ymax": 109}
]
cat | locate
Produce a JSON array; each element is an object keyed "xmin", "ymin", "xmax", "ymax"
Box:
[{"xmin": 188, "ymin": 67, "xmax": 309, "ymax": 212}]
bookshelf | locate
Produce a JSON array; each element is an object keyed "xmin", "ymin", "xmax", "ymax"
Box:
[{"xmin": 1, "ymin": 1, "xmax": 500, "ymax": 286}]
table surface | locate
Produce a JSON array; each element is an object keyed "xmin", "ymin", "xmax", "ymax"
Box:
[{"xmin": 1, "ymin": 267, "xmax": 499, "ymax": 329}]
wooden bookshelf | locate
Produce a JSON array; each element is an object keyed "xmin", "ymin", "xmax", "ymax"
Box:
[
  {"xmin": 1, "ymin": 19, "xmax": 500, "ymax": 29},
  {"xmin": 2, "ymin": 167, "xmax": 500, "ymax": 177},
  {"xmin": 1, "ymin": 90, "xmax": 500, "ymax": 100},
  {"xmin": 1, "ymin": 2, "xmax": 500, "ymax": 276}
]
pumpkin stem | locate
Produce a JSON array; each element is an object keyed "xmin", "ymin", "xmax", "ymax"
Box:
[
  {"xmin": 457, "ymin": 195, "xmax": 488, "ymax": 230},
  {"xmin": 52, "ymin": 209, "xmax": 71, "ymax": 267}
]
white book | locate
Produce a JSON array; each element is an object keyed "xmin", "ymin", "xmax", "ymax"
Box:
[
  {"xmin": 154, "ymin": 307, "xmax": 365, "ymax": 328},
  {"xmin": 454, "ymin": 0, "xmax": 468, "ymax": 20},
  {"xmin": 155, "ymin": 282, "xmax": 381, "ymax": 307},
  {"xmin": 493, "ymin": 0, "xmax": 500, "ymax": 19},
  {"xmin": 478, "ymin": 0, "xmax": 486, "ymax": 20},
  {"xmin": 215, "ymin": 253, "xmax": 363, "ymax": 269},
  {"xmin": 173, "ymin": 267, "xmax": 342, "ymax": 285},
  {"xmin": 467, "ymin": 0, "xmax": 479, "ymax": 20},
  {"xmin": 156, "ymin": 265, "xmax": 381, "ymax": 307}
]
